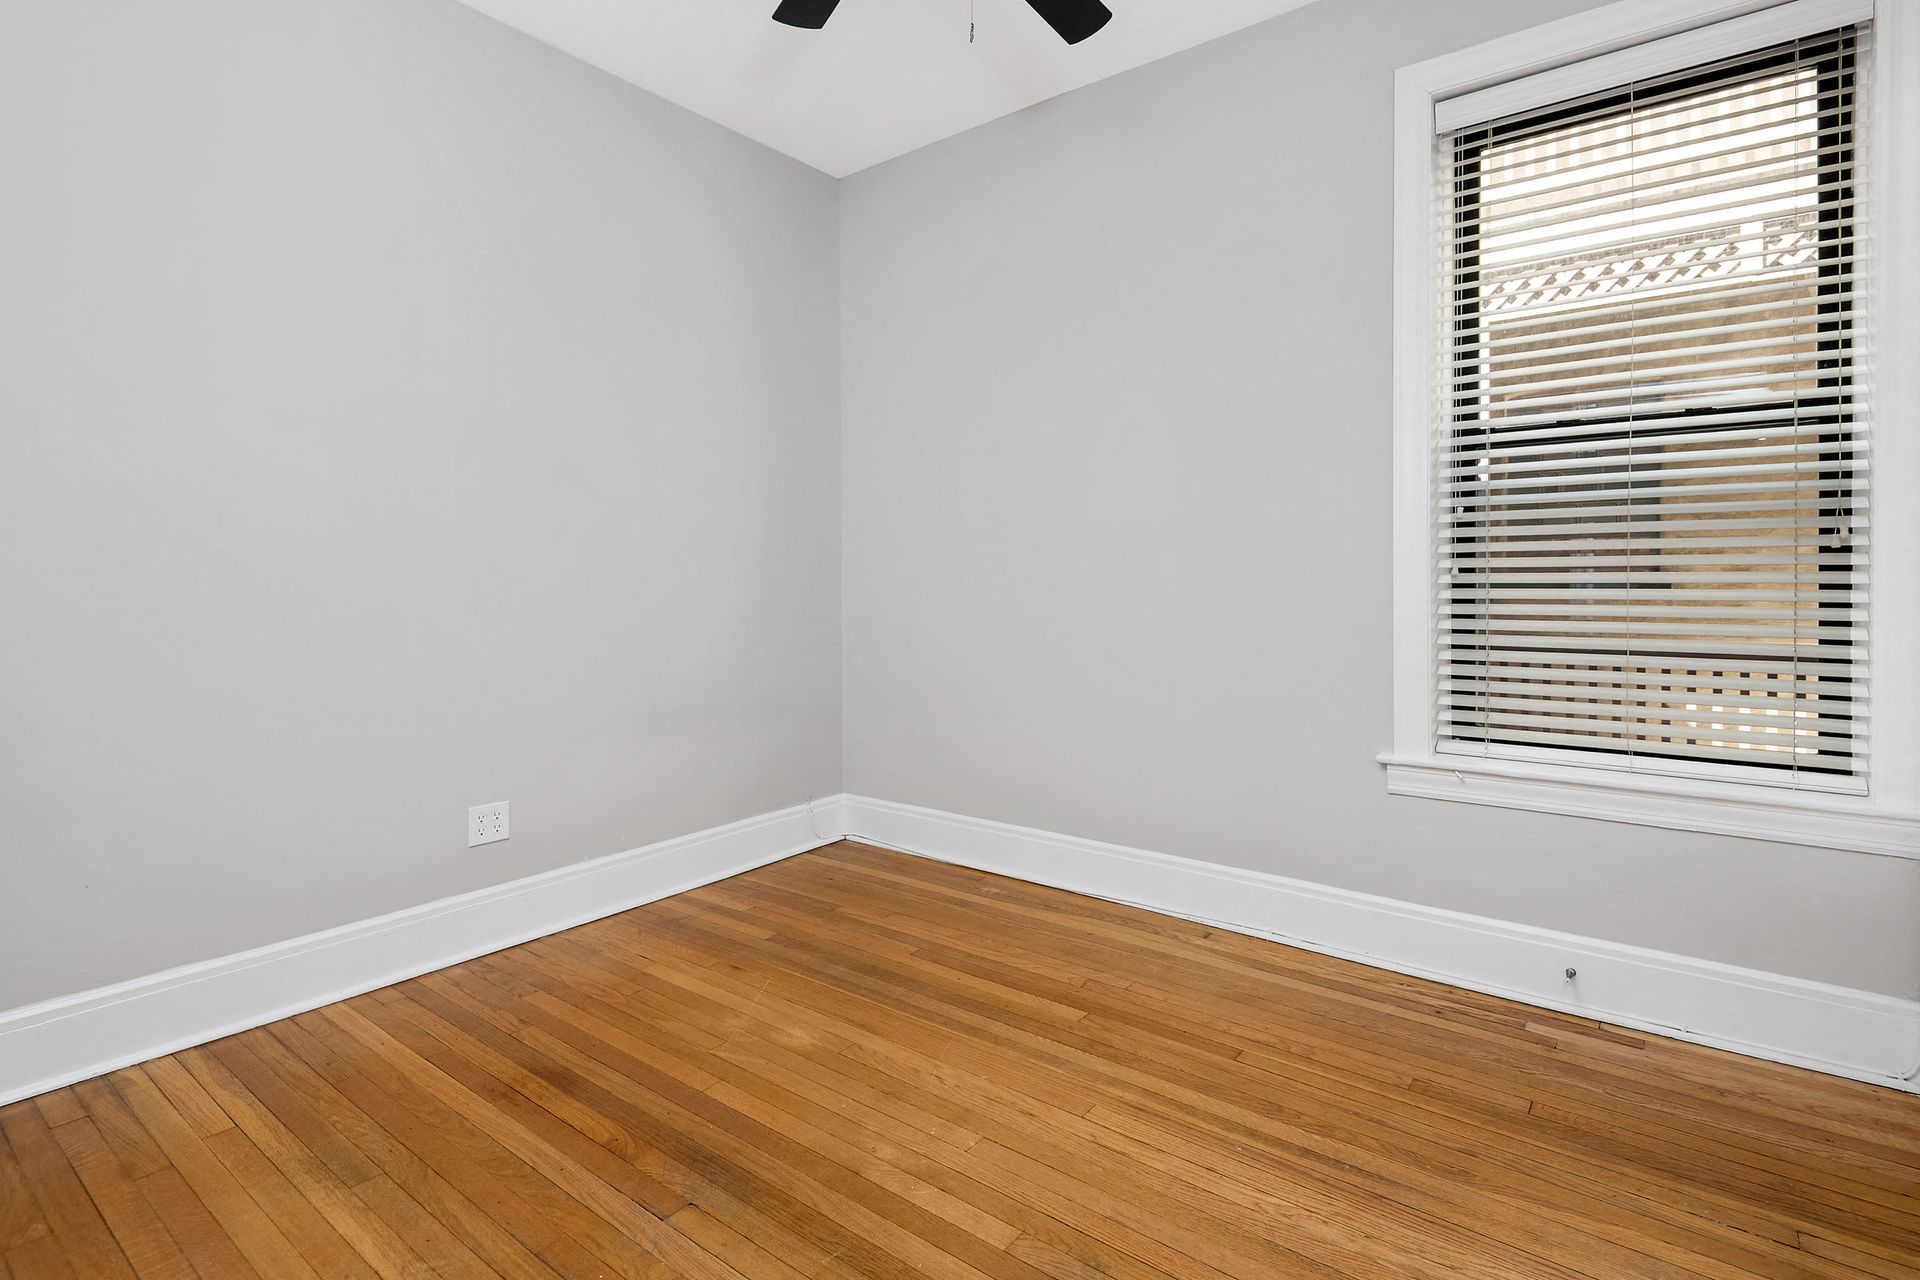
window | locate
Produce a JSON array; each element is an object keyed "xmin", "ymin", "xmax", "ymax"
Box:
[
  {"xmin": 1388, "ymin": 0, "xmax": 1920, "ymax": 856},
  {"xmin": 1443, "ymin": 30, "xmax": 1863, "ymax": 789}
]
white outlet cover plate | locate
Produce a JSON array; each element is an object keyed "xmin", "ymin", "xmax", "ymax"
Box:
[{"xmin": 468, "ymin": 801, "xmax": 510, "ymax": 847}]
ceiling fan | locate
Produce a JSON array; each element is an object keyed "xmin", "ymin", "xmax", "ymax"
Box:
[{"xmin": 772, "ymin": 0, "xmax": 1113, "ymax": 45}]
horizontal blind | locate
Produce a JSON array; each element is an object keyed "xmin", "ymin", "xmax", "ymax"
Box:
[
  {"xmin": 1437, "ymin": 25, "xmax": 1868, "ymax": 790},
  {"xmin": 1434, "ymin": 0, "xmax": 1874, "ymax": 134}
]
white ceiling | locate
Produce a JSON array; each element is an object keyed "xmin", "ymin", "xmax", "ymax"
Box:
[{"xmin": 451, "ymin": 0, "xmax": 1324, "ymax": 177}]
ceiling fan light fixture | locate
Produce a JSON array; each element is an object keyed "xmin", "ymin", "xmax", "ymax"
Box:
[
  {"xmin": 1023, "ymin": 0, "xmax": 1113, "ymax": 44},
  {"xmin": 771, "ymin": 0, "xmax": 842, "ymax": 30},
  {"xmin": 772, "ymin": 0, "xmax": 1113, "ymax": 45}
]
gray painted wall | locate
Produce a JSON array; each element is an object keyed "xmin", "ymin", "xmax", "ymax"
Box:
[
  {"xmin": 841, "ymin": 0, "xmax": 1920, "ymax": 998},
  {"xmin": 0, "ymin": 0, "xmax": 842, "ymax": 1008},
  {"xmin": 6, "ymin": 0, "xmax": 1911, "ymax": 1017}
]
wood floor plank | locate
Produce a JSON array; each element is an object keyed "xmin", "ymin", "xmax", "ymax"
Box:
[
  {"xmin": 45, "ymin": 1116, "xmax": 194, "ymax": 1280},
  {"xmin": 68, "ymin": 1080, "xmax": 170, "ymax": 1183},
  {"xmin": 308, "ymin": 1002, "xmax": 709, "ymax": 1280},
  {"xmin": 137, "ymin": 1058, "xmax": 234, "ymax": 1141},
  {"xmin": 787, "ymin": 852, "xmax": 1920, "ymax": 1243},
  {"xmin": 183, "ymin": 1048, "xmax": 395, "ymax": 1280},
  {"xmin": 702, "ymin": 1042, "xmax": 1180, "ymax": 1280},
  {"xmin": 572, "ymin": 903, "xmax": 1581, "ymax": 1280},
  {"xmin": 576, "ymin": 909, "xmax": 1704, "ymax": 1280},
  {"xmin": 106, "ymin": 1064, "xmax": 322, "ymax": 1280},
  {"xmin": 422, "ymin": 962, "xmax": 1021, "ymax": 1280},
  {"xmin": 629, "ymin": 898, "xmax": 1797, "ymax": 1274},
  {"xmin": 679, "ymin": 859, "xmax": 1920, "ymax": 1280},
  {"xmin": 824, "ymin": 845, "xmax": 1919, "ymax": 1136},
  {"xmin": 688, "ymin": 974, "xmax": 1622, "ymax": 1279},
  {"xmin": 132, "ymin": 1167, "xmax": 261, "ymax": 1280},
  {"xmin": 6, "ymin": 844, "xmax": 1916, "ymax": 1278},
  {"xmin": 249, "ymin": 1019, "xmax": 566, "ymax": 1280},
  {"xmin": 257, "ymin": 1018, "xmax": 600, "ymax": 1280},
  {"xmin": 28, "ymin": 1096, "xmax": 83, "ymax": 1134},
  {"xmin": 5, "ymin": 1232, "xmax": 80, "ymax": 1280},
  {"xmin": 403, "ymin": 973, "xmax": 876, "ymax": 1280},
  {"xmin": 0, "ymin": 1126, "xmax": 49, "ymax": 1252},
  {"xmin": 351, "ymin": 1173, "xmax": 495, "ymax": 1278},
  {"xmin": 0, "ymin": 1101, "xmax": 137, "ymax": 1279}
]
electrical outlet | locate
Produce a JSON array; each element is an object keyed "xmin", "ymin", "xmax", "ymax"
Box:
[{"xmin": 468, "ymin": 801, "xmax": 509, "ymax": 847}]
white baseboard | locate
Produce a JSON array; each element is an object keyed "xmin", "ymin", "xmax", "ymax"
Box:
[
  {"xmin": 839, "ymin": 795, "xmax": 1920, "ymax": 1094},
  {"xmin": 9, "ymin": 791, "xmax": 1913, "ymax": 1105},
  {"xmin": 0, "ymin": 798, "xmax": 846, "ymax": 1106}
]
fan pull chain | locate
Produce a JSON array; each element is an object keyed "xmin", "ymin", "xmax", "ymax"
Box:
[{"xmin": 970, "ymin": 0, "xmax": 976, "ymax": 44}]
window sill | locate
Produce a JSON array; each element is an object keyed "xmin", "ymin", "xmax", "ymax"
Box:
[{"xmin": 1378, "ymin": 753, "xmax": 1920, "ymax": 859}]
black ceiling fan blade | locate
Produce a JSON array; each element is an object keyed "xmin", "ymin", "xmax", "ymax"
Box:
[
  {"xmin": 772, "ymin": 0, "xmax": 842, "ymax": 30},
  {"xmin": 1023, "ymin": 0, "xmax": 1113, "ymax": 44}
]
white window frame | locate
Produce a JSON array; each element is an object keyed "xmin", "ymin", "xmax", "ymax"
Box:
[{"xmin": 1384, "ymin": 0, "xmax": 1920, "ymax": 858}]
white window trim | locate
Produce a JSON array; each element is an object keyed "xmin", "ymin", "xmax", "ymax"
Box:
[{"xmin": 1385, "ymin": 0, "xmax": 1920, "ymax": 859}]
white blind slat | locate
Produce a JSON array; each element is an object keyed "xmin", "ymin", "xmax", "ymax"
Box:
[
  {"xmin": 1434, "ymin": 18, "xmax": 1866, "ymax": 790},
  {"xmin": 1434, "ymin": 0, "xmax": 1872, "ymax": 133}
]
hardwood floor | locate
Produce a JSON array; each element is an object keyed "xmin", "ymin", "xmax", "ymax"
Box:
[{"xmin": 4, "ymin": 842, "xmax": 1917, "ymax": 1279}]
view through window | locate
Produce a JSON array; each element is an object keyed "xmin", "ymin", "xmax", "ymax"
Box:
[{"xmin": 1439, "ymin": 28, "xmax": 1865, "ymax": 787}]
